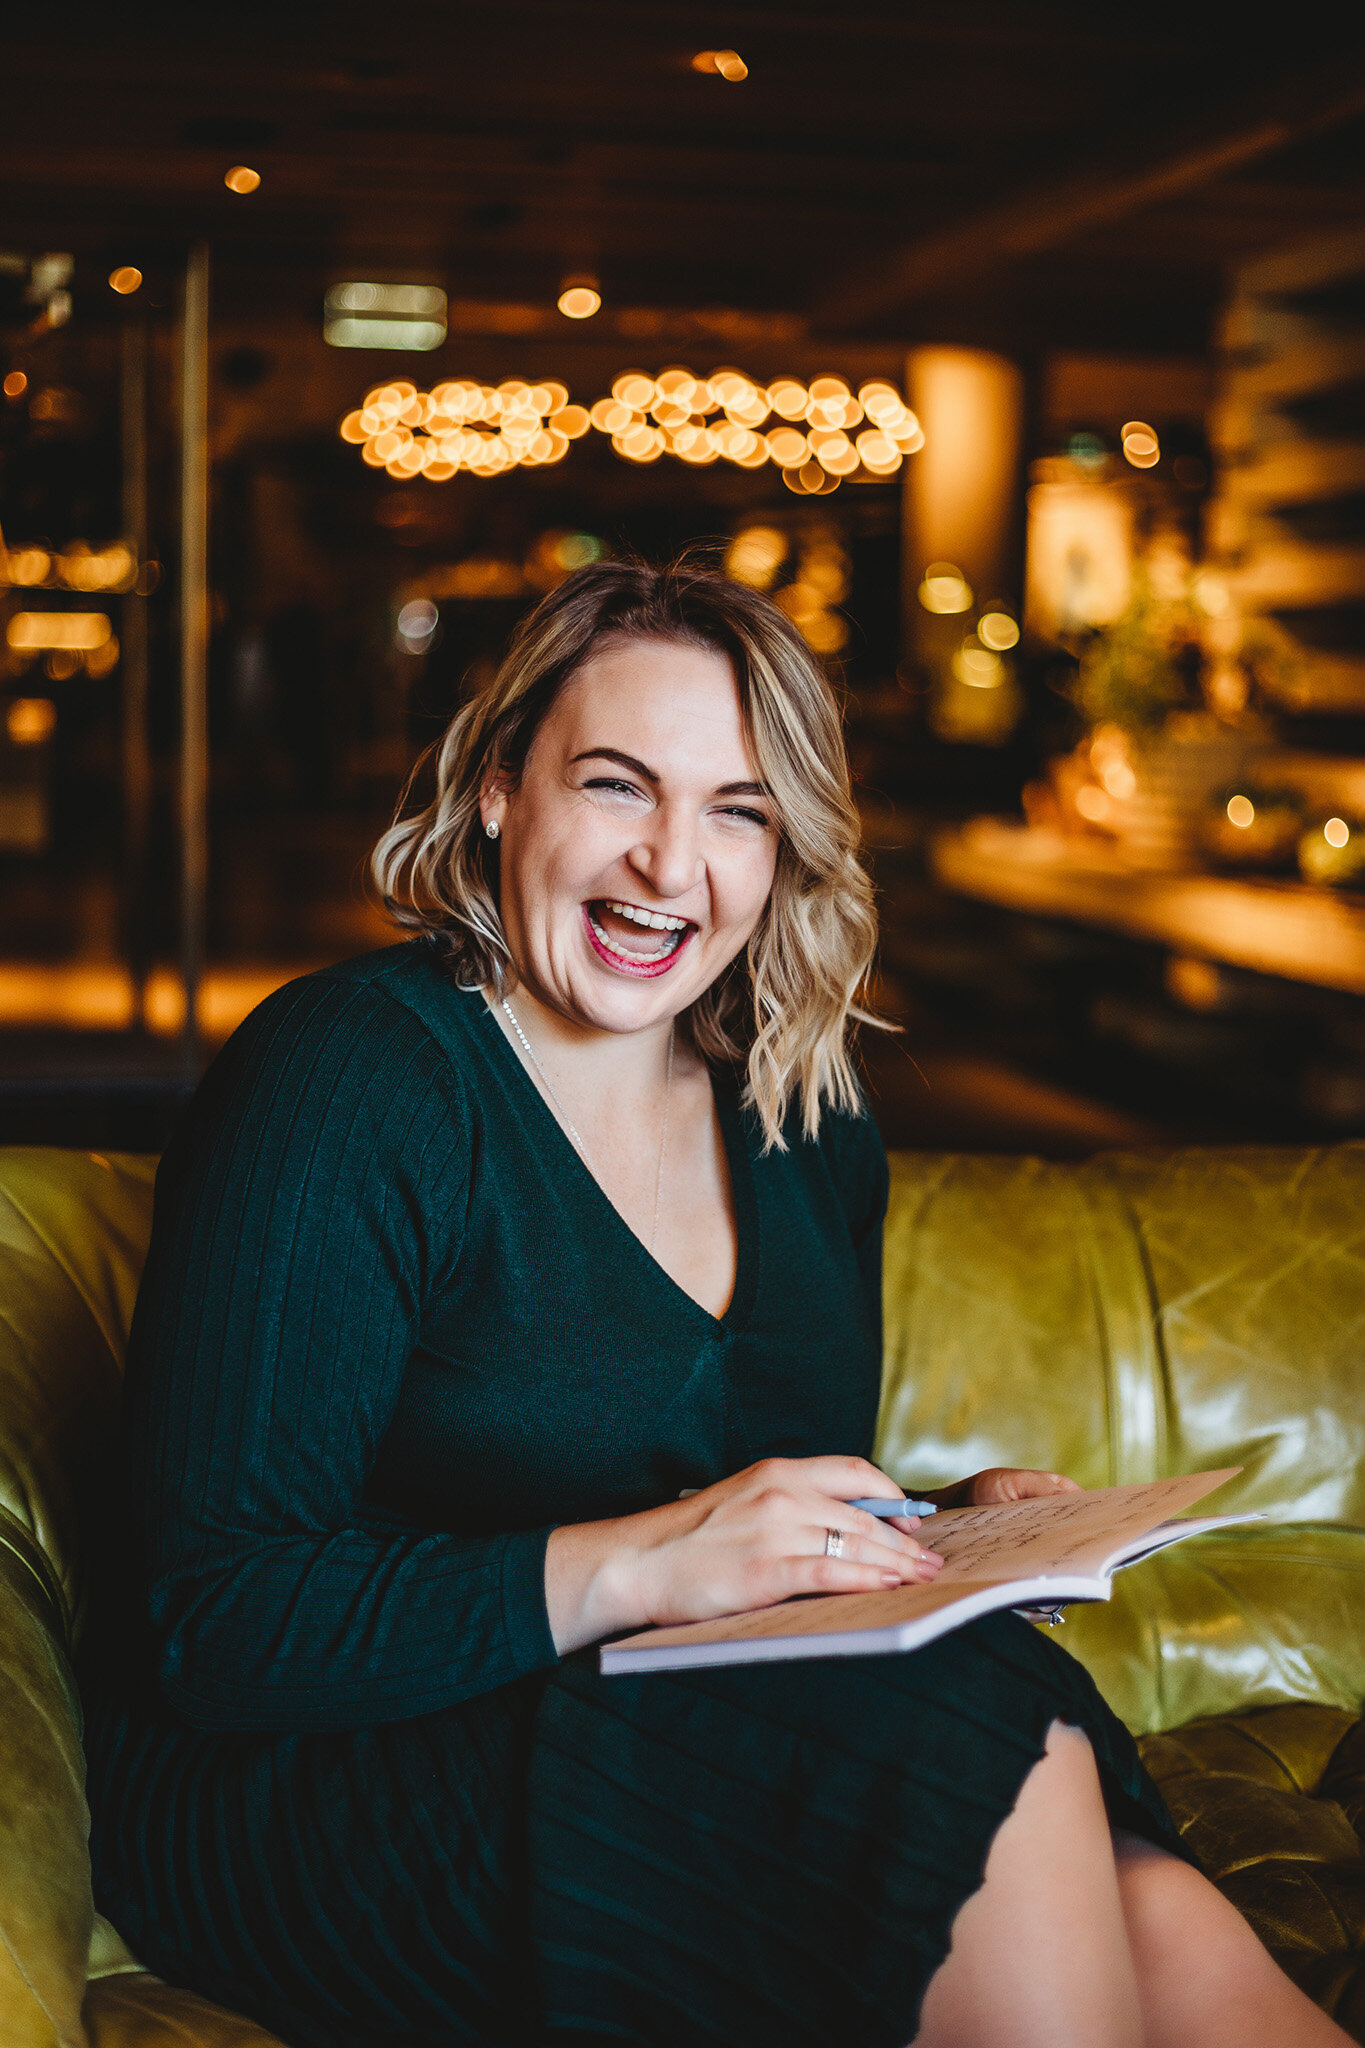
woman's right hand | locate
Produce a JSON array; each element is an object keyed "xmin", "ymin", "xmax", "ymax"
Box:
[{"xmin": 544, "ymin": 1456, "xmax": 944, "ymax": 1656}]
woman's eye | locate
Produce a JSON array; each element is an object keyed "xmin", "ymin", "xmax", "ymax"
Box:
[
  {"xmin": 717, "ymin": 806, "xmax": 771, "ymax": 828},
  {"xmin": 584, "ymin": 777, "xmax": 645, "ymax": 799}
]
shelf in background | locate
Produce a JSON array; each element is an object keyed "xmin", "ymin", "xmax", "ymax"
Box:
[{"xmin": 932, "ymin": 820, "xmax": 1365, "ymax": 997}]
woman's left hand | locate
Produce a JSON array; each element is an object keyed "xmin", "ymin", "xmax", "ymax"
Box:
[{"xmin": 928, "ymin": 1468, "xmax": 1082, "ymax": 1509}]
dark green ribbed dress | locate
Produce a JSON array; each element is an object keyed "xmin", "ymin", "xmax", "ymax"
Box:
[{"xmin": 83, "ymin": 941, "xmax": 1187, "ymax": 2048}]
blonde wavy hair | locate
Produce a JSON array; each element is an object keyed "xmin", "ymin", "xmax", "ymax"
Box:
[{"xmin": 371, "ymin": 558, "xmax": 882, "ymax": 1149}]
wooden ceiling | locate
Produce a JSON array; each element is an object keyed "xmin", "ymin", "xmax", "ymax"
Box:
[{"xmin": 4, "ymin": 2, "xmax": 1365, "ymax": 353}]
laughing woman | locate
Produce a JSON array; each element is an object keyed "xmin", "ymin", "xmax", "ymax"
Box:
[{"xmin": 84, "ymin": 561, "xmax": 1351, "ymax": 2048}]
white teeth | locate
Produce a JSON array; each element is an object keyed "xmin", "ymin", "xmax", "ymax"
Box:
[
  {"xmin": 604, "ymin": 900, "xmax": 689, "ymax": 932},
  {"xmin": 589, "ymin": 915, "xmax": 682, "ymax": 964}
]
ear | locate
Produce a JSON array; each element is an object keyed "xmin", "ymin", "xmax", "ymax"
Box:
[{"xmin": 478, "ymin": 774, "xmax": 511, "ymax": 838}]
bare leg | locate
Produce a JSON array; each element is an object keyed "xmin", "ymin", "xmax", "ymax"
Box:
[
  {"xmin": 913, "ymin": 1720, "xmax": 1144, "ymax": 2048},
  {"xmin": 1114, "ymin": 1830, "xmax": 1355, "ymax": 2048}
]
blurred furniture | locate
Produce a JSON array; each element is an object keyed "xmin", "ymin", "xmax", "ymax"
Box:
[
  {"xmin": 0, "ymin": 1144, "xmax": 1361, "ymax": 2043},
  {"xmin": 1210, "ymin": 226, "xmax": 1365, "ymax": 722},
  {"xmin": 934, "ymin": 815, "xmax": 1365, "ymax": 995}
]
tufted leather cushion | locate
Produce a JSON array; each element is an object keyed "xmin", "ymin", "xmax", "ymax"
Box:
[{"xmin": 1138, "ymin": 1704, "xmax": 1365, "ymax": 2037}]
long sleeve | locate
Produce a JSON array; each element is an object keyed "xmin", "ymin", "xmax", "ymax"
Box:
[{"xmin": 126, "ymin": 969, "xmax": 558, "ymax": 1734}]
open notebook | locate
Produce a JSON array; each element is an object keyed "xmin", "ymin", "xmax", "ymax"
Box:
[{"xmin": 601, "ymin": 1469, "xmax": 1251, "ymax": 1675}]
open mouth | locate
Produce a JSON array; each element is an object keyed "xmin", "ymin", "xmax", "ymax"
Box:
[{"xmin": 582, "ymin": 899, "xmax": 697, "ymax": 977}]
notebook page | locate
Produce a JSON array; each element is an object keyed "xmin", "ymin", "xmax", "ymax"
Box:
[{"xmin": 926, "ymin": 1470, "xmax": 1241, "ymax": 1584}]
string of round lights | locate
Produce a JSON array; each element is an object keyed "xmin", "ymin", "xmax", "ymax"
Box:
[
  {"xmin": 339, "ymin": 381, "xmax": 591, "ymax": 478},
  {"xmin": 338, "ymin": 372, "xmax": 923, "ymax": 488},
  {"xmin": 587, "ymin": 369, "xmax": 923, "ymax": 491}
]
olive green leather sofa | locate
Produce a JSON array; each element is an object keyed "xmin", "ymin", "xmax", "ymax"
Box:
[{"xmin": 0, "ymin": 1142, "xmax": 1361, "ymax": 2045}]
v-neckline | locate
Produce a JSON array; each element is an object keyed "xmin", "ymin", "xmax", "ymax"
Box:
[{"xmin": 471, "ymin": 989, "xmax": 759, "ymax": 1334}]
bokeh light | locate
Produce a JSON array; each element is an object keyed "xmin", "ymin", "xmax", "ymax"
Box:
[
  {"xmin": 977, "ymin": 609, "xmax": 1020, "ymax": 650},
  {"xmin": 6, "ymin": 698, "xmax": 56, "ymax": 746},
  {"xmin": 558, "ymin": 283, "xmax": 602, "ymax": 319},
  {"xmin": 1121, "ymin": 419, "xmax": 1160, "ymax": 469},
  {"xmin": 1226, "ymin": 795, "xmax": 1256, "ymax": 828},
  {"xmin": 952, "ymin": 636, "xmax": 1005, "ymax": 689},
  {"xmin": 1325, "ymin": 817, "xmax": 1351, "ymax": 849},
  {"xmin": 692, "ymin": 49, "xmax": 748, "ymax": 79},
  {"xmin": 224, "ymin": 165, "xmax": 262, "ymax": 194},
  {"xmin": 7, "ymin": 612, "xmax": 113, "ymax": 651},
  {"xmin": 918, "ymin": 563, "xmax": 973, "ymax": 614},
  {"xmin": 3, "ymin": 371, "xmax": 27, "ymax": 399},
  {"xmin": 341, "ymin": 366, "xmax": 923, "ymax": 486},
  {"xmin": 108, "ymin": 266, "xmax": 142, "ymax": 295},
  {"xmin": 3, "ymin": 546, "xmax": 52, "ymax": 585},
  {"xmin": 340, "ymin": 378, "xmax": 579, "ymax": 479},
  {"xmin": 586, "ymin": 367, "xmax": 921, "ymax": 483},
  {"xmin": 395, "ymin": 599, "xmax": 439, "ymax": 653}
]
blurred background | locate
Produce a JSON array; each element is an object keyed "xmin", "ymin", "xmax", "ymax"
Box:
[{"xmin": 6, "ymin": 1, "xmax": 1365, "ymax": 1155}]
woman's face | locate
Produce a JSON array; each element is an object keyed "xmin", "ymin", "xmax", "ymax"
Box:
[{"xmin": 484, "ymin": 635, "xmax": 780, "ymax": 1035}]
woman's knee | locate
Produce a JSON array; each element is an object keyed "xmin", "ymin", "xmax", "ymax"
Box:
[{"xmin": 1114, "ymin": 1829, "xmax": 1260, "ymax": 1967}]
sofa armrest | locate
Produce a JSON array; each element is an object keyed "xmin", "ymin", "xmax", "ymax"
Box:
[{"xmin": 0, "ymin": 1523, "xmax": 92, "ymax": 2047}]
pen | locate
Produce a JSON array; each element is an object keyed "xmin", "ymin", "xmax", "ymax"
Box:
[
  {"xmin": 847, "ymin": 1496, "xmax": 936, "ymax": 1519},
  {"xmin": 677, "ymin": 1490, "xmax": 936, "ymax": 1516}
]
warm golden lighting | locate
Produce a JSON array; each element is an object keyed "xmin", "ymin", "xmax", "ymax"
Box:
[
  {"xmin": 1096, "ymin": 755, "xmax": 1136, "ymax": 800},
  {"xmin": 585, "ymin": 367, "xmax": 919, "ymax": 482},
  {"xmin": 977, "ymin": 609, "xmax": 1019, "ymax": 650},
  {"xmin": 3, "ymin": 372, "xmax": 26, "ymax": 399},
  {"xmin": 692, "ymin": 48, "xmax": 748, "ymax": 78},
  {"xmin": 1121, "ymin": 419, "xmax": 1160, "ymax": 469},
  {"xmin": 784, "ymin": 459, "xmax": 840, "ymax": 497},
  {"xmin": 57, "ymin": 542, "xmax": 136, "ymax": 592},
  {"xmin": 1075, "ymin": 785, "xmax": 1109, "ymax": 823},
  {"xmin": 558, "ymin": 284, "xmax": 602, "ymax": 320},
  {"xmin": 224, "ymin": 165, "xmax": 262, "ymax": 194},
  {"xmin": 86, "ymin": 634, "xmax": 120, "ymax": 679},
  {"xmin": 813, "ymin": 432, "xmax": 858, "ymax": 476},
  {"xmin": 108, "ymin": 266, "xmax": 142, "ymax": 295},
  {"xmin": 1025, "ymin": 475, "xmax": 1132, "ymax": 636},
  {"xmin": 3, "ymin": 547, "xmax": 52, "ymax": 586},
  {"xmin": 341, "ymin": 378, "xmax": 579, "ymax": 479},
  {"xmin": 952, "ymin": 636, "xmax": 1004, "ymax": 689},
  {"xmin": 1226, "ymin": 794, "xmax": 1256, "ymax": 829},
  {"xmin": 854, "ymin": 430, "xmax": 901, "ymax": 475},
  {"xmin": 7, "ymin": 612, "xmax": 112, "ymax": 651},
  {"xmin": 725, "ymin": 526, "xmax": 787, "ymax": 590},
  {"xmin": 343, "ymin": 366, "xmax": 921, "ymax": 486},
  {"xmin": 767, "ymin": 379, "xmax": 807, "ymax": 419},
  {"xmin": 918, "ymin": 563, "xmax": 973, "ymax": 614},
  {"xmin": 1324, "ymin": 817, "xmax": 1351, "ymax": 848},
  {"xmin": 766, "ymin": 427, "xmax": 809, "ymax": 467},
  {"xmin": 1193, "ymin": 571, "xmax": 1231, "ymax": 618},
  {"xmin": 612, "ymin": 371, "xmax": 655, "ymax": 408},
  {"xmin": 6, "ymin": 697, "xmax": 56, "ymax": 745}
]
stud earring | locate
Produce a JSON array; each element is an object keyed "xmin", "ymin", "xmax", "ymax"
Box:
[{"xmin": 484, "ymin": 820, "xmax": 500, "ymax": 840}]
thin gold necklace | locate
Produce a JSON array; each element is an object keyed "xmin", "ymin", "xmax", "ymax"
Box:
[{"xmin": 500, "ymin": 995, "xmax": 675, "ymax": 1255}]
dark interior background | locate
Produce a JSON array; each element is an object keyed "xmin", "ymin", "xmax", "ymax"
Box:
[{"xmin": 5, "ymin": 2, "xmax": 1365, "ymax": 1154}]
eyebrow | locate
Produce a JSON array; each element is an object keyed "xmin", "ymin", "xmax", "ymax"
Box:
[{"xmin": 570, "ymin": 748, "xmax": 770, "ymax": 800}]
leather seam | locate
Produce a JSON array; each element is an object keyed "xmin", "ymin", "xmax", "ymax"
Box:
[{"xmin": 1075, "ymin": 1164, "xmax": 1166, "ymax": 1488}]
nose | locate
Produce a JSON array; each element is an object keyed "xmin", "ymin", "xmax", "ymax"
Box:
[{"xmin": 628, "ymin": 800, "xmax": 704, "ymax": 904}]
